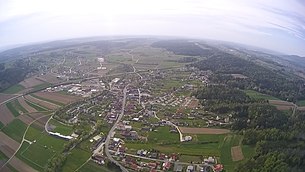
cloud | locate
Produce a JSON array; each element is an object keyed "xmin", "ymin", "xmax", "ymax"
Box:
[{"xmin": 0, "ymin": 0, "xmax": 304, "ymax": 55}]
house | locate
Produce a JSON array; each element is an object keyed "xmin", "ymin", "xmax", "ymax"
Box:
[
  {"xmin": 214, "ymin": 164, "xmax": 223, "ymax": 172},
  {"xmin": 92, "ymin": 155, "xmax": 105, "ymax": 165},
  {"xmin": 186, "ymin": 165, "xmax": 194, "ymax": 172},
  {"xmin": 162, "ymin": 162, "xmax": 171, "ymax": 170},
  {"xmin": 173, "ymin": 163, "xmax": 183, "ymax": 172}
]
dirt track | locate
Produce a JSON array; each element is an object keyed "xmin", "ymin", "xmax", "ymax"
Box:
[
  {"xmin": 0, "ymin": 105, "xmax": 14, "ymax": 125},
  {"xmin": 34, "ymin": 91, "xmax": 81, "ymax": 104},
  {"xmin": 179, "ymin": 127, "xmax": 230, "ymax": 134}
]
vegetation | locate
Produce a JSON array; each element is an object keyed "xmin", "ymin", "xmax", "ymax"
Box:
[
  {"xmin": 0, "ymin": 59, "xmax": 36, "ymax": 92},
  {"xmin": 25, "ymin": 99, "xmax": 48, "ymax": 111},
  {"xmin": 2, "ymin": 84, "xmax": 25, "ymax": 94},
  {"xmin": 2, "ymin": 119, "xmax": 27, "ymax": 142},
  {"xmin": 192, "ymin": 53, "xmax": 304, "ymax": 102},
  {"xmin": 6, "ymin": 100, "xmax": 28, "ymax": 117}
]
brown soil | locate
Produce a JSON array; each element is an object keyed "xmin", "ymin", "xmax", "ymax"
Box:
[
  {"xmin": 231, "ymin": 146, "xmax": 244, "ymax": 161},
  {"xmin": 0, "ymin": 105, "xmax": 14, "ymax": 125}
]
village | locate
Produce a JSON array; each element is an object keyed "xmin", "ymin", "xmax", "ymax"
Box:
[{"xmin": 43, "ymin": 65, "xmax": 229, "ymax": 172}]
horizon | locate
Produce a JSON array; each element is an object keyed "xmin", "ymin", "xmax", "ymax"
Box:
[{"xmin": 1, "ymin": 0, "xmax": 305, "ymax": 56}]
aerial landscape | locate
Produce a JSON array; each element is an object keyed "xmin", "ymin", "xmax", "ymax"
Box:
[{"xmin": 0, "ymin": 0, "xmax": 305, "ymax": 172}]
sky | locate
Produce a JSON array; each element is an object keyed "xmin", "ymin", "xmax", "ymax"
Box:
[{"xmin": 0, "ymin": 0, "xmax": 305, "ymax": 55}]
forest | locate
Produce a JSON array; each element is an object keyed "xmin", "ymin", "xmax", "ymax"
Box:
[
  {"xmin": 0, "ymin": 59, "xmax": 35, "ymax": 91},
  {"xmin": 192, "ymin": 53, "xmax": 304, "ymax": 102}
]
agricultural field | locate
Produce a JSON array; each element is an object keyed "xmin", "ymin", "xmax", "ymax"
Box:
[
  {"xmin": 34, "ymin": 91, "xmax": 81, "ymax": 105},
  {"xmin": 0, "ymin": 93, "xmax": 15, "ymax": 104},
  {"xmin": 61, "ymin": 148, "xmax": 91, "ymax": 171},
  {"xmin": 24, "ymin": 99, "xmax": 48, "ymax": 111},
  {"xmin": 0, "ymin": 104, "xmax": 15, "ymax": 125},
  {"xmin": 17, "ymin": 125, "xmax": 68, "ymax": 170},
  {"xmin": 2, "ymin": 84, "xmax": 25, "ymax": 94},
  {"xmin": 17, "ymin": 97, "xmax": 38, "ymax": 113},
  {"xmin": 25, "ymin": 95, "xmax": 60, "ymax": 110},
  {"xmin": 268, "ymin": 99, "xmax": 295, "ymax": 110},
  {"xmin": 244, "ymin": 90, "xmax": 279, "ymax": 100},
  {"xmin": 19, "ymin": 77, "xmax": 46, "ymax": 89},
  {"xmin": 2, "ymin": 119, "xmax": 27, "ymax": 143},
  {"xmin": 6, "ymin": 99, "xmax": 28, "ymax": 117},
  {"xmin": 179, "ymin": 127, "xmax": 230, "ymax": 134}
]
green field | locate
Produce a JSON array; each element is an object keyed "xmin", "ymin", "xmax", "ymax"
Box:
[
  {"xmin": 25, "ymin": 99, "xmax": 49, "ymax": 111},
  {"xmin": 21, "ymin": 142, "xmax": 56, "ymax": 168},
  {"xmin": 31, "ymin": 83, "xmax": 52, "ymax": 92},
  {"xmin": 62, "ymin": 148, "xmax": 91, "ymax": 171},
  {"xmin": 0, "ymin": 121, "xmax": 4, "ymax": 129},
  {"xmin": 6, "ymin": 100, "xmax": 28, "ymax": 117},
  {"xmin": 296, "ymin": 100, "xmax": 305, "ymax": 106},
  {"xmin": 2, "ymin": 119, "xmax": 27, "ymax": 142},
  {"xmin": 148, "ymin": 126, "xmax": 179, "ymax": 143},
  {"xmin": 79, "ymin": 161, "xmax": 115, "ymax": 172},
  {"xmin": 2, "ymin": 84, "xmax": 25, "ymax": 94},
  {"xmin": 0, "ymin": 150, "xmax": 8, "ymax": 160},
  {"xmin": 49, "ymin": 119, "xmax": 73, "ymax": 135},
  {"xmin": 244, "ymin": 90, "xmax": 279, "ymax": 100},
  {"xmin": 18, "ymin": 125, "xmax": 67, "ymax": 170}
]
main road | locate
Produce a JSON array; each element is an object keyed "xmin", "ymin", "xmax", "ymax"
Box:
[{"xmin": 104, "ymin": 85, "xmax": 129, "ymax": 172}]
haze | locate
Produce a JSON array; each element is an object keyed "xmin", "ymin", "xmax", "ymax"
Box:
[{"xmin": 1, "ymin": 0, "xmax": 305, "ymax": 55}]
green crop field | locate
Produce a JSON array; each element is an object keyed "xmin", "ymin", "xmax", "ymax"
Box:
[
  {"xmin": 62, "ymin": 148, "xmax": 91, "ymax": 171},
  {"xmin": 24, "ymin": 99, "xmax": 49, "ymax": 111},
  {"xmin": 20, "ymin": 142, "xmax": 56, "ymax": 168},
  {"xmin": 0, "ymin": 121, "xmax": 4, "ymax": 129},
  {"xmin": 48, "ymin": 118, "xmax": 73, "ymax": 135},
  {"xmin": 2, "ymin": 119, "xmax": 27, "ymax": 142},
  {"xmin": 6, "ymin": 100, "xmax": 28, "ymax": 117},
  {"xmin": 244, "ymin": 90, "xmax": 279, "ymax": 100},
  {"xmin": 0, "ymin": 150, "xmax": 8, "ymax": 160},
  {"xmin": 2, "ymin": 84, "xmax": 25, "ymax": 94},
  {"xmin": 18, "ymin": 125, "xmax": 67, "ymax": 170}
]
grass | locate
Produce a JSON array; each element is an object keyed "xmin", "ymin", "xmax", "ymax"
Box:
[
  {"xmin": 62, "ymin": 148, "xmax": 91, "ymax": 171},
  {"xmin": 6, "ymin": 102, "xmax": 21, "ymax": 117},
  {"xmin": 296, "ymin": 100, "xmax": 305, "ymax": 107},
  {"xmin": 0, "ymin": 150, "xmax": 8, "ymax": 160},
  {"xmin": 49, "ymin": 119, "xmax": 73, "ymax": 135},
  {"xmin": 2, "ymin": 84, "xmax": 25, "ymax": 94},
  {"xmin": 24, "ymin": 99, "xmax": 48, "ymax": 111},
  {"xmin": 148, "ymin": 126, "xmax": 179, "ymax": 143},
  {"xmin": 2, "ymin": 119, "xmax": 27, "ymax": 142},
  {"xmin": 31, "ymin": 93, "xmax": 64, "ymax": 106},
  {"xmin": 5, "ymin": 99, "xmax": 28, "ymax": 117},
  {"xmin": 30, "ymin": 83, "xmax": 52, "ymax": 92},
  {"xmin": 244, "ymin": 90, "xmax": 279, "ymax": 100},
  {"xmin": 179, "ymin": 155, "xmax": 201, "ymax": 163},
  {"xmin": 79, "ymin": 161, "xmax": 118, "ymax": 172},
  {"xmin": 18, "ymin": 125, "xmax": 67, "ymax": 170},
  {"xmin": 0, "ymin": 121, "xmax": 4, "ymax": 129},
  {"xmin": 21, "ymin": 142, "xmax": 56, "ymax": 168}
]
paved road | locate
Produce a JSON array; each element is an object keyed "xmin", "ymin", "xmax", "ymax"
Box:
[{"xmin": 104, "ymin": 85, "xmax": 129, "ymax": 172}]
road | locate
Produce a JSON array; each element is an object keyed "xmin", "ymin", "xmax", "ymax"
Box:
[{"xmin": 104, "ymin": 85, "xmax": 129, "ymax": 172}]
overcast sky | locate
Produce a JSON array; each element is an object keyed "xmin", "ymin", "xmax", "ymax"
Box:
[{"xmin": 0, "ymin": 0, "xmax": 305, "ymax": 55}]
